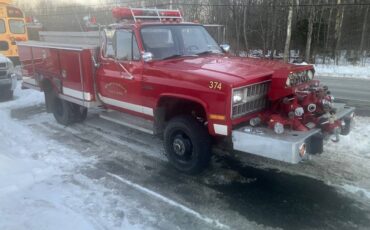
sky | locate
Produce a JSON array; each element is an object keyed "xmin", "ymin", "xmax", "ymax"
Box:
[{"xmin": 13, "ymin": 0, "xmax": 104, "ymax": 8}]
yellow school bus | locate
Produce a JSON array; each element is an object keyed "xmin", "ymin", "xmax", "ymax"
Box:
[{"xmin": 0, "ymin": 0, "xmax": 28, "ymax": 65}]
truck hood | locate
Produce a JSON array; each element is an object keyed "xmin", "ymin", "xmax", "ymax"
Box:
[
  {"xmin": 153, "ymin": 55, "xmax": 306, "ymax": 86},
  {"xmin": 0, "ymin": 54, "xmax": 10, "ymax": 63}
]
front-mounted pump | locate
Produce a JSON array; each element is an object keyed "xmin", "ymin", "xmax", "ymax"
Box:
[{"xmin": 232, "ymin": 65, "xmax": 355, "ymax": 163}]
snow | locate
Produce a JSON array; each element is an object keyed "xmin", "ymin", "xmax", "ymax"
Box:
[
  {"xmin": 314, "ymin": 64, "xmax": 370, "ymax": 79},
  {"xmin": 0, "ymin": 86, "xmax": 97, "ymax": 229},
  {"xmin": 341, "ymin": 184, "xmax": 370, "ymax": 200},
  {"xmin": 0, "ymin": 84, "xmax": 153, "ymax": 230}
]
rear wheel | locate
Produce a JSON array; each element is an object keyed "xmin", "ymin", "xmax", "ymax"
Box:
[
  {"xmin": 51, "ymin": 95, "xmax": 74, "ymax": 125},
  {"xmin": 164, "ymin": 116, "xmax": 211, "ymax": 174},
  {"xmin": 0, "ymin": 89, "xmax": 13, "ymax": 100},
  {"xmin": 6, "ymin": 90, "xmax": 13, "ymax": 100},
  {"xmin": 49, "ymin": 92, "xmax": 87, "ymax": 125},
  {"xmin": 70, "ymin": 103, "xmax": 88, "ymax": 122}
]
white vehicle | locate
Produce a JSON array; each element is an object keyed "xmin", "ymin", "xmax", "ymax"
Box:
[{"xmin": 0, "ymin": 54, "xmax": 16, "ymax": 100}]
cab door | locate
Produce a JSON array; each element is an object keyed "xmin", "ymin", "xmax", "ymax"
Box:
[{"xmin": 97, "ymin": 29, "xmax": 151, "ymax": 116}]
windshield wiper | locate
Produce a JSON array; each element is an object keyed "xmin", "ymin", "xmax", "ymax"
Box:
[
  {"xmin": 162, "ymin": 54, "xmax": 183, "ymax": 60},
  {"xmin": 195, "ymin": 50, "xmax": 222, "ymax": 56},
  {"xmin": 162, "ymin": 54, "xmax": 198, "ymax": 60}
]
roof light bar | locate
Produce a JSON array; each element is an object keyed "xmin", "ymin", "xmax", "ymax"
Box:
[{"xmin": 112, "ymin": 7, "xmax": 183, "ymax": 23}]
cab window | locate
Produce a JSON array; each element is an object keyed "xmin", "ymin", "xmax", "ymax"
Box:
[
  {"xmin": 103, "ymin": 29, "xmax": 115, "ymax": 58},
  {"xmin": 0, "ymin": 20, "xmax": 5, "ymax": 33},
  {"xmin": 115, "ymin": 30, "xmax": 140, "ymax": 61}
]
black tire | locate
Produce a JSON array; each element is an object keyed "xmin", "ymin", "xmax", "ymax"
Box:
[
  {"xmin": 0, "ymin": 89, "xmax": 13, "ymax": 100},
  {"xmin": 164, "ymin": 115, "xmax": 211, "ymax": 174},
  {"xmin": 6, "ymin": 90, "xmax": 13, "ymax": 100},
  {"xmin": 341, "ymin": 118, "xmax": 352, "ymax": 136},
  {"xmin": 70, "ymin": 103, "xmax": 88, "ymax": 122},
  {"xmin": 50, "ymin": 94, "xmax": 75, "ymax": 126}
]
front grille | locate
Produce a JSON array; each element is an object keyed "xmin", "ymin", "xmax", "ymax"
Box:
[
  {"xmin": 232, "ymin": 81, "xmax": 271, "ymax": 118},
  {"xmin": 0, "ymin": 70, "xmax": 8, "ymax": 79},
  {"xmin": 0, "ymin": 62, "xmax": 7, "ymax": 69}
]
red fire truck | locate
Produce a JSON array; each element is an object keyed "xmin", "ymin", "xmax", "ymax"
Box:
[{"xmin": 18, "ymin": 7, "xmax": 355, "ymax": 174}]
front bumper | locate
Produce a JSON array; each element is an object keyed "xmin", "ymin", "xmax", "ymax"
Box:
[
  {"xmin": 0, "ymin": 73, "xmax": 17, "ymax": 90},
  {"xmin": 232, "ymin": 103, "xmax": 355, "ymax": 164}
]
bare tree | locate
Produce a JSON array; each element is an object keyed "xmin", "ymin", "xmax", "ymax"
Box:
[
  {"xmin": 269, "ymin": 0, "xmax": 277, "ymax": 59},
  {"xmin": 334, "ymin": 0, "xmax": 345, "ymax": 65},
  {"xmin": 283, "ymin": 0, "xmax": 294, "ymax": 62},
  {"xmin": 242, "ymin": 5, "xmax": 249, "ymax": 53},
  {"xmin": 305, "ymin": 2, "xmax": 315, "ymax": 62},
  {"xmin": 359, "ymin": 5, "xmax": 369, "ymax": 64}
]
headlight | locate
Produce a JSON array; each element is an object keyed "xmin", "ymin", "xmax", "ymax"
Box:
[
  {"xmin": 307, "ymin": 70, "xmax": 314, "ymax": 80},
  {"xmin": 6, "ymin": 61, "xmax": 14, "ymax": 74},
  {"xmin": 233, "ymin": 90, "xmax": 244, "ymax": 104},
  {"xmin": 286, "ymin": 77, "xmax": 291, "ymax": 87}
]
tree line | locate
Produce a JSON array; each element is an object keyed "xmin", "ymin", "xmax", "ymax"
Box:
[{"xmin": 16, "ymin": 0, "xmax": 370, "ymax": 65}]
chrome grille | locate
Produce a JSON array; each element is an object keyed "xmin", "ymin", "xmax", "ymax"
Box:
[
  {"xmin": 0, "ymin": 62, "xmax": 7, "ymax": 69},
  {"xmin": 0, "ymin": 70, "xmax": 7, "ymax": 79},
  {"xmin": 232, "ymin": 81, "xmax": 271, "ymax": 118}
]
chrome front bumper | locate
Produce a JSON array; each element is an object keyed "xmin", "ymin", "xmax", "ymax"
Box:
[{"xmin": 232, "ymin": 103, "xmax": 355, "ymax": 164}]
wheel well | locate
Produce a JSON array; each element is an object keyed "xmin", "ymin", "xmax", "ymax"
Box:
[
  {"xmin": 40, "ymin": 79, "xmax": 55, "ymax": 113},
  {"xmin": 154, "ymin": 97, "xmax": 207, "ymax": 135},
  {"xmin": 157, "ymin": 96, "xmax": 207, "ymax": 122},
  {"xmin": 40, "ymin": 79, "xmax": 54, "ymax": 93}
]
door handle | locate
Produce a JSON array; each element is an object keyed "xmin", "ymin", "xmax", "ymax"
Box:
[
  {"xmin": 117, "ymin": 62, "xmax": 134, "ymax": 80},
  {"xmin": 120, "ymin": 72, "xmax": 134, "ymax": 80}
]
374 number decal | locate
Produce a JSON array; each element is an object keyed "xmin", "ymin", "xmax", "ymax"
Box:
[{"xmin": 209, "ymin": 81, "xmax": 222, "ymax": 90}]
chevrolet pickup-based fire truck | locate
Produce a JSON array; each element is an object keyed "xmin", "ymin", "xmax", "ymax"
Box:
[{"xmin": 18, "ymin": 7, "xmax": 355, "ymax": 174}]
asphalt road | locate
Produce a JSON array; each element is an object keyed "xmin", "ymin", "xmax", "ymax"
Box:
[{"xmin": 318, "ymin": 76, "xmax": 370, "ymax": 116}]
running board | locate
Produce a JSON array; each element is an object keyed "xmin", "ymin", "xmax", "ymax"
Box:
[{"xmin": 99, "ymin": 110, "xmax": 154, "ymax": 135}]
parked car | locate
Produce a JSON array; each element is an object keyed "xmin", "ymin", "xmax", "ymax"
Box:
[{"xmin": 0, "ymin": 54, "xmax": 16, "ymax": 100}]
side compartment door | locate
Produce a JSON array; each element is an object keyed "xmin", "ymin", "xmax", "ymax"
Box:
[{"xmin": 97, "ymin": 29, "xmax": 151, "ymax": 116}]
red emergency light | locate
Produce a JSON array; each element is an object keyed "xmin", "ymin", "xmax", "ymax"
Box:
[
  {"xmin": 90, "ymin": 16, "xmax": 97, "ymax": 24},
  {"xmin": 159, "ymin": 11, "xmax": 181, "ymax": 17},
  {"xmin": 112, "ymin": 7, "xmax": 143, "ymax": 20},
  {"xmin": 112, "ymin": 7, "xmax": 183, "ymax": 22}
]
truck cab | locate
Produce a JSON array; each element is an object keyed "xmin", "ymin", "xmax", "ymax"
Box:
[{"xmin": 18, "ymin": 7, "xmax": 355, "ymax": 174}]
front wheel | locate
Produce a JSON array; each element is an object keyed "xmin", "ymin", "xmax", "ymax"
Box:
[{"xmin": 164, "ymin": 116, "xmax": 211, "ymax": 174}]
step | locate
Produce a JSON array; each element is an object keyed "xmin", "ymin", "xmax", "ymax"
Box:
[{"xmin": 99, "ymin": 110, "xmax": 154, "ymax": 135}]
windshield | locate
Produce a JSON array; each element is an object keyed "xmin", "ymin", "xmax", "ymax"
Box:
[
  {"xmin": 141, "ymin": 25, "xmax": 222, "ymax": 60},
  {"xmin": 9, "ymin": 19, "xmax": 25, "ymax": 34}
]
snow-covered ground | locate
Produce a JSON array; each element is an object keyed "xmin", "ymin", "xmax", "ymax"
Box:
[
  {"xmin": 314, "ymin": 64, "xmax": 370, "ymax": 79},
  {"xmin": 0, "ymin": 86, "xmax": 155, "ymax": 230}
]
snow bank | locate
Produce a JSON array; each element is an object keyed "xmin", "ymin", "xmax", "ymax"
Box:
[
  {"xmin": 0, "ymin": 85, "xmax": 97, "ymax": 229},
  {"xmin": 0, "ymin": 83, "xmax": 178, "ymax": 230},
  {"xmin": 314, "ymin": 64, "xmax": 370, "ymax": 79},
  {"xmin": 325, "ymin": 116, "xmax": 370, "ymax": 158}
]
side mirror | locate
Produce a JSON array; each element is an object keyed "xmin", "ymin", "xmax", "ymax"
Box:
[
  {"xmin": 220, "ymin": 44, "xmax": 230, "ymax": 53},
  {"xmin": 142, "ymin": 52, "xmax": 153, "ymax": 62}
]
